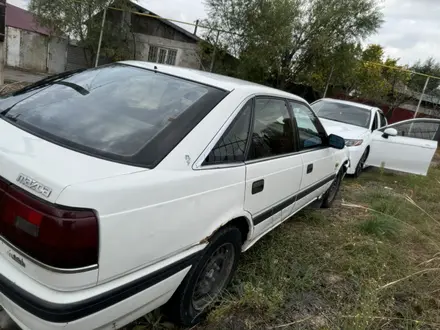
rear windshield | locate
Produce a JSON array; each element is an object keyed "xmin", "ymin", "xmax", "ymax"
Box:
[
  {"xmin": 311, "ymin": 100, "xmax": 371, "ymax": 128},
  {"xmin": 0, "ymin": 64, "xmax": 226, "ymax": 167}
]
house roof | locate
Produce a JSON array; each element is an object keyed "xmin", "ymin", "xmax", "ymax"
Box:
[
  {"xmin": 129, "ymin": 1, "xmax": 200, "ymax": 42},
  {"xmin": 6, "ymin": 3, "xmax": 51, "ymax": 35}
]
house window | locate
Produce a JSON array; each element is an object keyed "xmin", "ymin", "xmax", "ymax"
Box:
[{"xmin": 148, "ymin": 45, "xmax": 178, "ymax": 65}]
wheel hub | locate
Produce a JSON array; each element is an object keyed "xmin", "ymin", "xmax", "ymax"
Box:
[{"xmin": 191, "ymin": 243, "xmax": 235, "ymax": 311}]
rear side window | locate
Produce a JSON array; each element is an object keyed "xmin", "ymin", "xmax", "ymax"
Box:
[
  {"xmin": 204, "ymin": 100, "xmax": 252, "ymax": 165},
  {"xmin": 0, "ymin": 64, "xmax": 226, "ymax": 167},
  {"xmin": 247, "ymin": 98, "xmax": 295, "ymax": 160}
]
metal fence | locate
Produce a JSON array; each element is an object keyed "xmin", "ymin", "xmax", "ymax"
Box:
[{"xmin": 323, "ymin": 61, "xmax": 440, "ymax": 123}]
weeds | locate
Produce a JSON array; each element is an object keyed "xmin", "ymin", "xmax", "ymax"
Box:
[{"xmin": 125, "ymin": 165, "xmax": 440, "ymax": 330}]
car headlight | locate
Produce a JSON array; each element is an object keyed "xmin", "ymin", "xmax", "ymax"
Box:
[{"xmin": 345, "ymin": 139, "xmax": 363, "ymax": 147}]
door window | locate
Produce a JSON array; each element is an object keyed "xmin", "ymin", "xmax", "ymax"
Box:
[
  {"xmin": 290, "ymin": 102, "xmax": 325, "ymax": 150},
  {"xmin": 379, "ymin": 112, "xmax": 387, "ymax": 127},
  {"xmin": 204, "ymin": 100, "xmax": 253, "ymax": 165},
  {"xmin": 386, "ymin": 121, "xmax": 440, "ymax": 141},
  {"xmin": 247, "ymin": 98, "xmax": 295, "ymax": 160}
]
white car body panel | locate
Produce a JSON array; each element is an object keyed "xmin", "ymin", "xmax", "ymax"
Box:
[
  {"xmin": 0, "ymin": 62, "xmax": 349, "ymax": 330},
  {"xmin": 318, "ymin": 118, "xmax": 370, "ymax": 140},
  {"xmin": 0, "ymin": 120, "xmax": 146, "ymax": 204},
  {"xmin": 367, "ymin": 130, "xmax": 438, "ymax": 176}
]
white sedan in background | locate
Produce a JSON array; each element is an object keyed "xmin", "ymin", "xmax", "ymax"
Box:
[{"xmin": 311, "ymin": 98, "xmax": 439, "ymax": 177}]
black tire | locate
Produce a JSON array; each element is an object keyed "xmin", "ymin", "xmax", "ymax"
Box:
[
  {"xmin": 165, "ymin": 226, "xmax": 242, "ymax": 326},
  {"xmin": 354, "ymin": 148, "xmax": 369, "ymax": 178},
  {"xmin": 321, "ymin": 170, "xmax": 343, "ymax": 208}
]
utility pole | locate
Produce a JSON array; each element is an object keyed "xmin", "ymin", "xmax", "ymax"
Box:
[
  {"xmin": 95, "ymin": 5, "xmax": 108, "ymax": 67},
  {"xmin": 193, "ymin": 20, "xmax": 199, "ymax": 35}
]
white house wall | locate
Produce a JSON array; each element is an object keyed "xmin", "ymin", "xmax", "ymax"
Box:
[{"xmin": 6, "ymin": 27, "xmax": 20, "ymax": 67}]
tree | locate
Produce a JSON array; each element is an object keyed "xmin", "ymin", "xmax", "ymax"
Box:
[
  {"xmin": 29, "ymin": 0, "xmax": 135, "ymax": 65},
  {"xmin": 204, "ymin": 0, "xmax": 383, "ymax": 89},
  {"xmin": 411, "ymin": 58, "xmax": 440, "ymax": 94}
]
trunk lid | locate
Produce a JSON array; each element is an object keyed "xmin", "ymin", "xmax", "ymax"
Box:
[{"xmin": 0, "ymin": 119, "xmax": 145, "ymax": 203}]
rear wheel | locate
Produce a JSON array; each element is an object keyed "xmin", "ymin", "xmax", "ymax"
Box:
[{"xmin": 165, "ymin": 226, "xmax": 242, "ymax": 326}]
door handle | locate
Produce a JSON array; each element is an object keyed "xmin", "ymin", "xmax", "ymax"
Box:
[
  {"xmin": 307, "ymin": 164, "xmax": 313, "ymax": 174},
  {"xmin": 252, "ymin": 179, "xmax": 264, "ymax": 195}
]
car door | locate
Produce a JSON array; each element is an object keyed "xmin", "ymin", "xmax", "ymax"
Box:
[
  {"xmin": 244, "ymin": 97, "xmax": 303, "ymax": 237},
  {"xmin": 366, "ymin": 119, "xmax": 440, "ymax": 176},
  {"xmin": 289, "ymin": 101, "xmax": 337, "ymax": 211}
]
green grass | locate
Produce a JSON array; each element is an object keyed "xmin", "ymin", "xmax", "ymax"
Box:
[{"xmin": 125, "ymin": 162, "xmax": 440, "ymax": 330}]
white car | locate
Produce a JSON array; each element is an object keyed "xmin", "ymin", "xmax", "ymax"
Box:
[
  {"xmin": 311, "ymin": 98, "xmax": 389, "ymax": 177},
  {"xmin": 311, "ymin": 98, "xmax": 439, "ymax": 177},
  {"xmin": 0, "ymin": 62, "xmax": 434, "ymax": 330}
]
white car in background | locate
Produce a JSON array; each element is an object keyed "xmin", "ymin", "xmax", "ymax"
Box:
[
  {"xmin": 311, "ymin": 98, "xmax": 439, "ymax": 177},
  {"xmin": 311, "ymin": 99, "xmax": 388, "ymax": 177}
]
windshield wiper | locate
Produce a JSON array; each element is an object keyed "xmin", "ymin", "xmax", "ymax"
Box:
[
  {"xmin": 12, "ymin": 68, "xmax": 87, "ymax": 96},
  {"xmin": 53, "ymin": 81, "xmax": 89, "ymax": 95}
]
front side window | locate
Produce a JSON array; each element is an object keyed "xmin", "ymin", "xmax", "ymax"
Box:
[
  {"xmin": 386, "ymin": 121, "xmax": 440, "ymax": 141},
  {"xmin": 291, "ymin": 102, "xmax": 325, "ymax": 149},
  {"xmin": 0, "ymin": 64, "xmax": 226, "ymax": 167},
  {"xmin": 247, "ymin": 98, "xmax": 295, "ymax": 160},
  {"xmin": 312, "ymin": 100, "xmax": 372, "ymax": 129},
  {"xmin": 204, "ymin": 100, "xmax": 252, "ymax": 165}
]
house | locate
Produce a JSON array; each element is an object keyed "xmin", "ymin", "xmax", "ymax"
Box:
[
  {"xmin": 5, "ymin": 3, "xmax": 67, "ymax": 74},
  {"xmin": 100, "ymin": 1, "xmax": 202, "ymax": 69},
  {"xmin": 4, "ymin": 1, "xmax": 204, "ymax": 76}
]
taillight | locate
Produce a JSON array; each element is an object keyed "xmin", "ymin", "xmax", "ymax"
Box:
[{"xmin": 0, "ymin": 181, "xmax": 98, "ymax": 269}]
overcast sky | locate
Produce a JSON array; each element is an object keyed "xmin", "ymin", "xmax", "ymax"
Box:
[{"xmin": 9, "ymin": 0, "xmax": 440, "ymax": 66}]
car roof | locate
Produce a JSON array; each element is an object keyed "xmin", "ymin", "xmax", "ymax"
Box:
[
  {"xmin": 119, "ymin": 60, "xmax": 307, "ymax": 103},
  {"xmin": 317, "ymin": 98, "xmax": 376, "ymax": 111}
]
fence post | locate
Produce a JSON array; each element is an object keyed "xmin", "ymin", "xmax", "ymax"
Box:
[
  {"xmin": 210, "ymin": 30, "xmax": 220, "ymax": 73},
  {"xmin": 414, "ymin": 76, "xmax": 430, "ymax": 119},
  {"xmin": 409, "ymin": 76, "xmax": 430, "ymax": 135},
  {"xmin": 323, "ymin": 64, "xmax": 334, "ymax": 98},
  {"xmin": 95, "ymin": 6, "xmax": 108, "ymax": 67}
]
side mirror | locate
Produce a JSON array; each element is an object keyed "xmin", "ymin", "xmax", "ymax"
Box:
[
  {"xmin": 382, "ymin": 127, "xmax": 398, "ymax": 139},
  {"xmin": 328, "ymin": 134, "xmax": 345, "ymax": 149}
]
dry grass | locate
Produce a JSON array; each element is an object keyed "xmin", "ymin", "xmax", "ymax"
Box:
[
  {"xmin": 0, "ymin": 82, "xmax": 29, "ymax": 96},
  {"xmin": 125, "ymin": 163, "xmax": 440, "ymax": 330}
]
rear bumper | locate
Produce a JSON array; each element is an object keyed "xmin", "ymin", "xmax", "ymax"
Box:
[{"xmin": 0, "ymin": 252, "xmax": 201, "ymax": 330}]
